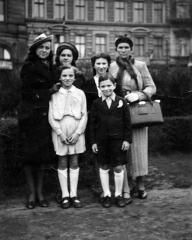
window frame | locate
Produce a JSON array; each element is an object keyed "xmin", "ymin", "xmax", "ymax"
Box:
[
  {"xmin": 177, "ymin": 37, "xmax": 190, "ymax": 57},
  {"xmin": 95, "ymin": 34, "xmax": 107, "ymax": 54},
  {"xmin": 0, "ymin": 0, "xmax": 5, "ymax": 22},
  {"xmin": 153, "ymin": 1, "xmax": 164, "ymax": 24},
  {"xmin": 32, "ymin": 0, "xmax": 46, "ymax": 19},
  {"xmin": 54, "ymin": 0, "xmax": 66, "ymax": 20},
  {"xmin": 153, "ymin": 37, "xmax": 163, "ymax": 59},
  {"xmin": 95, "ymin": 0, "xmax": 106, "ymax": 22},
  {"xmin": 176, "ymin": 2, "xmax": 190, "ymax": 19},
  {"xmin": 134, "ymin": 36, "xmax": 145, "ymax": 57},
  {"xmin": 114, "ymin": 1, "xmax": 126, "ymax": 22},
  {"xmin": 75, "ymin": 35, "xmax": 86, "ymax": 58},
  {"xmin": 133, "ymin": 1, "xmax": 145, "ymax": 23},
  {"xmin": 74, "ymin": 0, "xmax": 87, "ymax": 21},
  {"xmin": 0, "ymin": 46, "xmax": 13, "ymax": 70}
]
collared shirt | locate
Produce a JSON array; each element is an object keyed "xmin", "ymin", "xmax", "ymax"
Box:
[{"xmin": 101, "ymin": 92, "xmax": 116, "ymax": 108}]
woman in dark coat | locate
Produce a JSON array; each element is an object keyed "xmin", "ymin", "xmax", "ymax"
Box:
[{"xmin": 19, "ymin": 33, "xmax": 56, "ymax": 209}]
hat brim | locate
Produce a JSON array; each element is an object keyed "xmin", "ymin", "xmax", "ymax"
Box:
[
  {"xmin": 56, "ymin": 42, "xmax": 79, "ymax": 61},
  {"xmin": 30, "ymin": 36, "xmax": 52, "ymax": 50}
]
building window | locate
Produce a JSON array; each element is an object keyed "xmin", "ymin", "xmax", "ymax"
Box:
[
  {"xmin": 0, "ymin": 47, "xmax": 12, "ymax": 70},
  {"xmin": 95, "ymin": 0, "xmax": 105, "ymax": 21},
  {"xmin": 177, "ymin": 38, "xmax": 189, "ymax": 57},
  {"xmin": 33, "ymin": 0, "xmax": 45, "ymax": 18},
  {"xmin": 54, "ymin": 0, "xmax": 65, "ymax": 19},
  {"xmin": 153, "ymin": 37, "xmax": 163, "ymax": 58},
  {"xmin": 176, "ymin": 3, "xmax": 190, "ymax": 18},
  {"xmin": 0, "ymin": 0, "xmax": 4, "ymax": 21},
  {"xmin": 54, "ymin": 35, "xmax": 65, "ymax": 54},
  {"xmin": 133, "ymin": 1, "xmax": 145, "ymax": 23},
  {"xmin": 135, "ymin": 37, "xmax": 145, "ymax": 57},
  {"xmin": 74, "ymin": 0, "xmax": 86, "ymax": 20},
  {"xmin": 95, "ymin": 35, "xmax": 106, "ymax": 53},
  {"xmin": 153, "ymin": 2, "xmax": 164, "ymax": 23},
  {"xmin": 75, "ymin": 36, "xmax": 85, "ymax": 58},
  {"xmin": 114, "ymin": 1, "xmax": 125, "ymax": 22}
]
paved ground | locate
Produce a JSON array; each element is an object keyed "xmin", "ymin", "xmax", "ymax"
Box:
[{"xmin": 0, "ymin": 154, "xmax": 192, "ymax": 240}]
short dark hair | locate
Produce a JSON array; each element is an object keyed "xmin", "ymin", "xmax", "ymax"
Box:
[
  {"xmin": 91, "ymin": 53, "xmax": 111, "ymax": 76},
  {"xmin": 98, "ymin": 73, "xmax": 115, "ymax": 86},
  {"xmin": 115, "ymin": 36, "xmax": 133, "ymax": 50}
]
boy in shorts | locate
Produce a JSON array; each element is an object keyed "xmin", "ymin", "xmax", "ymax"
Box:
[{"xmin": 90, "ymin": 74, "xmax": 132, "ymax": 208}]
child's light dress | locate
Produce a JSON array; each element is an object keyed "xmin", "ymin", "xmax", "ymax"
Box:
[{"xmin": 49, "ymin": 85, "xmax": 87, "ymax": 156}]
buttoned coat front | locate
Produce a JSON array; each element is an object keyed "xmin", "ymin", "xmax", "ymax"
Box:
[{"xmin": 90, "ymin": 95, "xmax": 132, "ymax": 145}]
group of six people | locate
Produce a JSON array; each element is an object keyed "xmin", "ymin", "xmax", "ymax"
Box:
[{"xmin": 19, "ymin": 33, "xmax": 156, "ymax": 210}]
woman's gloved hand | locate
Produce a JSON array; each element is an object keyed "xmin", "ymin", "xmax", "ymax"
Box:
[{"xmin": 125, "ymin": 92, "xmax": 139, "ymax": 103}]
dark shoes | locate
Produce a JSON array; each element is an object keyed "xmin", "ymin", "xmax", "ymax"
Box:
[
  {"xmin": 60, "ymin": 197, "xmax": 71, "ymax": 209},
  {"xmin": 26, "ymin": 200, "xmax": 36, "ymax": 209},
  {"xmin": 26, "ymin": 199, "xmax": 49, "ymax": 209},
  {"xmin": 115, "ymin": 195, "xmax": 126, "ymax": 208},
  {"xmin": 38, "ymin": 199, "xmax": 49, "ymax": 207},
  {"xmin": 101, "ymin": 196, "xmax": 112, "ymax": 208},
  {"xmin": 124, "ymin": 197, "xmax": 133, "ymax": 205},
  {"xmin": 71, "ymin": 197, "xmax": 82, "ymax": 208},
  {"xmin": 60, "ymin": 197, "xmax": 82, "ymax": 209},
  {"xmin": 137, "ymin": 190, "xmax": 147, "ymax": 199}
]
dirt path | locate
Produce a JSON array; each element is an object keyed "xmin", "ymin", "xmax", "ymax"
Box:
[
  {"xmin": 0, "ymin": 153, "xmax": 192, "ymax": 240},
  {"xmin": 0, "ymin": 187, "xmax": 191, "ymax": 240}
]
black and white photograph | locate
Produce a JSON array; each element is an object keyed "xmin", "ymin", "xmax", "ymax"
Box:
[{"xmin": 0, "ymin": 0, "xmax": 192, "ymax": 239}]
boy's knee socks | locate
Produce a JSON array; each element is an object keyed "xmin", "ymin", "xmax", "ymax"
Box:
[
  {"xmin": 69, "ymin": 168, "xmax": 79, "ymax": 198},
  {"xmin": 99, "ymin": 168, "xmax": 111, "ymax": 197},
  {"xmin": 114, "ymin": 170, "xmax": 124, "ymax": 197},
  {"xmin": 58, "ymin": 169, "xmax": 69, "ymax": 198}
]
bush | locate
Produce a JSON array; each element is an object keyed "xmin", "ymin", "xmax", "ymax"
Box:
[
  {"xmin": 0, "ymin": 70, "xmax": 20, "ymax": 117},
  {"xmin": 149, "ymin": 116, "xmax": 192, "ymax": 153},
  {"xmin": 150, "ymin": 65, "xmax": 192, "ymax": 117}
]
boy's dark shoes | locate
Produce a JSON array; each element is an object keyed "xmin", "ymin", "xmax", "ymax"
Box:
[
  {"xmin": 137, "ymin": 190, "xmax": 147, "ymax": 199},
  {"xmin": 115, "ymin": 195, "xmax": 126, "ymax": 207},
  {"xmin": 71, "ymin": 197, "xmax": 82, "ymax": 208},
  {"xmin": 124, "ymin": 197, "xmax": 133, "ymax": 205},
  {"xmin": 26, "ymin": 200, "xmax": 36, "ymax": 209},
  {"xmin": 101, "ymin": 196, "xmax": 111, "ymax": 208},
  {"xmin": 61, "ymin": 197, "xmax": 71, "ymax": 209},
  {"xmin": 38, "ymin": 199, "xmax": 49, "ymax": 207}
]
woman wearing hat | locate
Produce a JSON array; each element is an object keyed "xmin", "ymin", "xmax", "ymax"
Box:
[
  {"xmin": 53, "ymin": 42, "xmax": 85, "ymax": 89},
  {"xmin": 110, "ymin": 36, "xmax": 156, "ymax": 199},
  {"xmin": 19, "ymin": 33, "xmax": 56, "ymax": 209}
]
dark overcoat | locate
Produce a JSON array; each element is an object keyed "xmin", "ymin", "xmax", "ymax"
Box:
[
  {"xmin": 19, "ymin": 59, "xmax": 55, "ymax": 164},
  {"xmin": 82, "ymin": 77, "xmax": 98, "ymax": 112}
]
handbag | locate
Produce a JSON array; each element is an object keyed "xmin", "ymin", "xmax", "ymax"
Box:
[{"xmin": 129, "ymin": 99, "xmax": 164, "ymax": 127}]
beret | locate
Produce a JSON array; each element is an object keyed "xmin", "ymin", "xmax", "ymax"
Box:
[{"xmin": 56, "ymin": 42, "xmax": 79, "ymax": 61}]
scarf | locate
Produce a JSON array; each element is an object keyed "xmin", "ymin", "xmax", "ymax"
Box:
[{"xmin": 115, "ymin": 56, "xmax": 138, "ymax": 97}]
